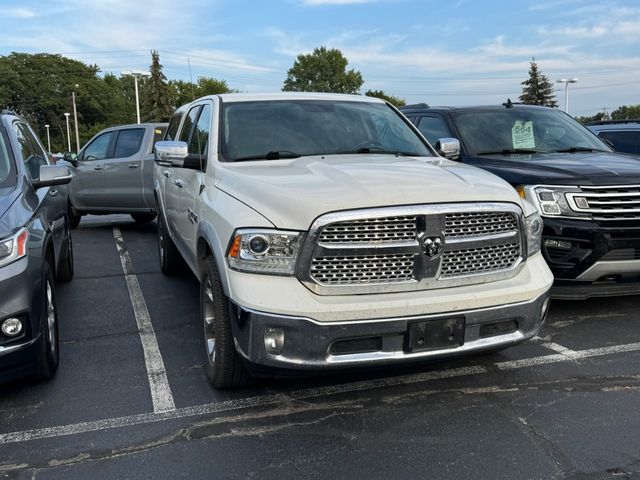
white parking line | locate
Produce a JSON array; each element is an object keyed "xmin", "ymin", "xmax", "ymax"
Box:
[
  {"xmin": 113, "ymin": 227, "xmax": 175, "ymax": 414},
  {"xmin": 2, "ymin": 340, "xmax": 640, "ymax": 445}
]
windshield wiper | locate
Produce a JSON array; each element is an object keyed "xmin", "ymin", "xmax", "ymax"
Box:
[
  {"xmin": 356, "ymin": 146, "xmax": 420, "ymax": 156},
  {"xmin": 232, "ymin": 150, "xmax": 301, "ymax": 162},
  {"xmin": 554, "ymin": 147, "xmax": 609, "ymax": 153},
  {"xmin": 476, "ymin": 148, "xmax": 546, "ymax": 155}
]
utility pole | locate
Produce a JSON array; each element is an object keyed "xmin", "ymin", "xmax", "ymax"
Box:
[
  {"xmin": 72, "ymin": 85, "xmax": 80, "ymax": 152},
  {"xmin": 44, "ymin": 124, "xmax": 51, "ymax": 152},
  {"xmin": 64, "ymin": 113, "xmax": 71, "ymax": 152},
  {"xmin": 556, "ymin": 78, "xmax": 578, "ymax": 114},
  {"xmin": 122, "ymin": 70, "xmax": 151, "ymax": 124}
]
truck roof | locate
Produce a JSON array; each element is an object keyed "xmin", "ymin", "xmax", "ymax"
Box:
[{"xmin": 213, "ymin": 92, "xmax": 386, "ymax": 103}]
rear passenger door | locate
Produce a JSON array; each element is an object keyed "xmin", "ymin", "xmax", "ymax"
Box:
[
  {"xmin": 71, "ymin": 130, "xmax": 114, "ymax": 209},
  {"xmin": 104, "ymin": 127, "xmax": 146, "ymax": 209}
]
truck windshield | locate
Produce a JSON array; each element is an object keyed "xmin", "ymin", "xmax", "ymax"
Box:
[
  {"xmin": 0, "ymin": 129, "xmax": 17, "ymax": 189},
  {"xmin": 453, "ymin": 108, "xmax": 612, "ymax": 156},
  {"xmin": 220, "ymin": 100, "xmax": 431, "ymax": 161}
]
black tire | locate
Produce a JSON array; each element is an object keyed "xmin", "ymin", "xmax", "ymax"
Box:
[
  {"xmin": 57, "ymin": 217, "xmax": 74, "ymax": 282},
  {"xmin": 131, "ymin": 213, "xmax": 157, "ymax": 223},
  {"xmin": 157, "ymin": 214, "xmax": 183, "ymax": 275},
  {"xmin": 68, "ymin": 204, "xmax": 81, "ymax": 229},
  {"xmin": 34, "ymin": 262, "xmax": 59, "ymax": 381},
  {"xmin": 201, "ymin": 255, "xmax": 251, "ymax": 389}
]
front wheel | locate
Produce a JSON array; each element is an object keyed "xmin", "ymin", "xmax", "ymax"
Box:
[
  {"xmin": 68, "ymin": 204, "xmax": 81, "ymax": 229},
  {"xmin": 34, "ymin": 262, "xmax": 59, "ymax": 380},
  {"xmin": 57, "ymin": 217, "xmax": 74, "ymax": 282},
  {"xmin": 131, "ymin": 213, "xmax": 157, "ymax": 223},
  {"xmin": 158, "ymin": 214, "xmax": 183, "ymax": 275},
  {"xmin": 201, "ymin": 256, "xmax": 251, "ymax": 389}
]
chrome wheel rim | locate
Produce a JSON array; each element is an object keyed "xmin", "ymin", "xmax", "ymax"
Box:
[
  {"xmin": 46, "ymin": 280, "xmax": 56, "ymax": 357},
  {"xmin": 203, "ymin": 279, "xmax": 216, "ymax": 366}
]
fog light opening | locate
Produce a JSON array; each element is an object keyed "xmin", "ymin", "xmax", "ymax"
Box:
[
  {"xmin": 264, "ymin": 327, "xmax": 285, "ymax": 355},
  {"xmin": 1, "ymin": 318, "xmax": 23, "ymax": 337}
]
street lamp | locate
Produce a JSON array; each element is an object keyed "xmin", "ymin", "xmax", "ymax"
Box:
[
  {"xmin": 556, "ymin": 78, "xmax": 578, "ymax": 114},
  {"xmin": 44, "ymin": 124, "xmax": 51, "ymax": 153},
  {"xmin": 122, "ymin": 70, "xmax": 151, "ymax": 124},
  {"xmin": 63, "ymin": 113, "xmax": 71, "ymax": 152},
  {"xmin": 72, "ymin": 84, "xmax": 80, "ymax": 152}
]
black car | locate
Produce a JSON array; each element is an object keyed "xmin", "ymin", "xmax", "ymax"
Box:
[
  {"xmin": 0, "ymin": 110, "xmax": 74, "ymax": 382},
  {"xmin": 400, "ymin": 102, "xmax": 640, "ymax": 299}
]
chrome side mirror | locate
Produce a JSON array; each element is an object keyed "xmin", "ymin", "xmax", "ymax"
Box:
[
  {"xmin": 155, "ymin": 141, "xmax": 188, "ymax": 168},
  {"xmin": 33, "ymin": 165, "xmax": 72, "ymax": 189},
  {"xmin": 435, "ymin": 138, "xmax": 461, "ymax": 160}
]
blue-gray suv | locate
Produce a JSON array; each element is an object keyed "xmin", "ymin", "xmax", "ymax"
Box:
[{"xmin": 0, "ymin": 110, "xmax": 74, "ymax": 382}]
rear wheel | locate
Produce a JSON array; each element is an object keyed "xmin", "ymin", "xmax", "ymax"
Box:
[
  {"xmin": 158, "ymin": 214, "xmax": 183, "ymax": 275},
  {"xmin": 201, "ymin": 256, "xmax": 251, "ymax": 389},
  {"xmin": 57, "ymin": 217, "xmax": 74, "ymax": 282},
  {"xmin": 131, "ymin": 213, "xmax": 157, "ymax": 223},
  {"xmin": 34, "ymin": 262, "xmax": 59, "ymax": 380},
  {"xmin": 68, "ymin": 204, "xmax": 81, "ymax": 229}
]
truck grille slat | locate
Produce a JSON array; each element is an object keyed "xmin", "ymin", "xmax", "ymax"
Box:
[
  {"xmin": 440, "ymin": 243, "xmax": 521, "ymax": 277},
  {"xmin": 444, "ymin": 212, "xmax": 517, "ymax": 238},
  {"xmin": 318, "ymin": 216, "xmax": 417, "ymax": 244},
  {"xmin": 570, "ymin": 185, "xmax": 640, "ymax": 220},
  {"xmin": 310, "ymin": 254, "xmax": 415, "ymax": 285}
]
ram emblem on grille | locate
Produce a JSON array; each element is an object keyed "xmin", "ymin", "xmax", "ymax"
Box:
[{"xmin": 422, "ymin": 236, "xmax": 443, "ymax": 259}]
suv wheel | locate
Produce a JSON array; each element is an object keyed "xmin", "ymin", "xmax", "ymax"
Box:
[
  {"xmin": 68, "ymin": 204, "xmax": 81, "ymax": 229},
  {"xmin": 201, "ymin": 256, "xmax": 251, "ymax": 389},
  {"xmin": 131, "ymin": 213, "xmax": 157, "ymax": 223},
  {"xmin": 57, "ymin": 217, "xmax": 74, "ymax": 282},
  {"xmin": 158, "ymin": 214, "xmax": 183, "ymax": 275},
  {"xmin": 34, "ymin": 262, "xmax": 59, "ymax": 380}
]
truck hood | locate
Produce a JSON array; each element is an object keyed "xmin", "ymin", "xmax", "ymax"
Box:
[
  {"xmin": 215, "ymin": 154, "xmax": 524, "ymax": 230},
  {"xmin": 463, "ymin": 151, "xmax": 640, "ymax": 186}
]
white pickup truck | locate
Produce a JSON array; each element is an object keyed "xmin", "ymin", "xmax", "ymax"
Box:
[{"xmin": 154, "ymin": 93, "xmax": 553, "ymax": 389}]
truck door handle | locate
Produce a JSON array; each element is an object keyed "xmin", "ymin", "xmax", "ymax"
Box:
[
  {"xmin": 128, "ymin": 163, "xmax": 139, "ymax": 168},
  {"xmin": 163, "ymin": 170, "xmax": 171, "ymax": 178},
  {"xmin": 93, "ymin": 166, "xmax": 104, "ymax": 171},
  {"xmin": 49, "ymin": 189, "xmax": 58, "ymax": 197},
  {"xmin": 174, "ymin": 179, "xmax": 184, "ymax": 188}
]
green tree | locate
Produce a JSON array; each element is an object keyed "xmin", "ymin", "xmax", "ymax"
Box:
[
  {"xmin": 611, "ymin": 104, "xmax": 640, "ymax": 120},
  {"xmin": 575, "ymin": 112, "xmax": 608, "ymax": 124},
  {"xmin": 365, "ymin": 89, "xmax": 406, "ymax": 107},
  {"xmin": 282, "ymin": 47, "xmax": 363, "ymax": 94},
  {"xmin": 141, "ymin": 50, "xmax": 173, "ymax": 122},
  {"xmin": 519, "ymin": 58, "xmax": 557, "ymax": 107},
  {"xmin": 169, "ymin": 77, "xmax": 237, "ymax": 108}
]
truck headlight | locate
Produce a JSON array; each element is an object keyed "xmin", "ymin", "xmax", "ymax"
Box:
[
  {"xmin": 517, "ymin": 185, "xmax": 590, "ymax": 219},
  {"xmin": 525, "ymin": 212, "xmax": 543, "ymax": 256},
  {"xmin": 0, "ymin": 228, "xmax": 28, "ymax": 269},
  {"xmin": 227, "ymin": 229, "xmax": 302, "ymax": 275}
]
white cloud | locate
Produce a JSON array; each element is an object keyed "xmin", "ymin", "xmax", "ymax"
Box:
[
  {"xmin": 300, "ymin": 0, "xmax": 375, "ymax": 4},
  {"xmin": 2, "ymin": 8, "xmax": 37, "ymax": 18}
]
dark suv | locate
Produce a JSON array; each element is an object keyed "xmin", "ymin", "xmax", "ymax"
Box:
[
  {"xmin": 0, "ymin": 110, "xmax": 74, "ymax": 382},
  {"xmin": 401, "ymin": 103, "xmax": 640, "ymax": 299},
  {"xmin": 587, "ymin": 120, "xmax": 640, "ymax": 156}
]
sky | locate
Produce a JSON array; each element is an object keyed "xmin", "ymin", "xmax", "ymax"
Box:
[{"xmin": 0, "ymin": 0, "xmax": 639, "ymax": 117}]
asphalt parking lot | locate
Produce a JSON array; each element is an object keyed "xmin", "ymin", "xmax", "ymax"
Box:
[{"xmin": 1, "ymin": 215, "xmax": 639, "ymax": 480}]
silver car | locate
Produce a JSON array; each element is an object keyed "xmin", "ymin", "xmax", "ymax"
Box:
[{"xmin": 64, "ymin": 123, "xmax": 167, "ymax": 228}]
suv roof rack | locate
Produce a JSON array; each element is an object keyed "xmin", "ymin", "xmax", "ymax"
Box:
[
  {"xmin": 401, "ymin": 103, "xmax": 430, "ymax": 110},
  {"xmin": 502, "ymin": 98, "xmax": 525, "ymax": 108},
  {"xmin": 587, "ymin": 119, "xmax": 640, "ymax": 126}
]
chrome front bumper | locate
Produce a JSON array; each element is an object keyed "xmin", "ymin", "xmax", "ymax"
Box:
[{"xmin": 231, "ymin": 292, "xmax": 550, "ymax": 370}]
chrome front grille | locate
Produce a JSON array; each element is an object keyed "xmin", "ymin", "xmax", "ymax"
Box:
[
  {"xmin": 440, "ymin": 242, "xmax": 521, "ymax": 278},
  {"xmin": 569, "ymin": 185, "xmax": 640, "ymax": 221},
  {"xmin": 301, "ymin": 204, "xmax": 524, "ymax": 295},
  {"xmin": 310, "ymin": 254, "xmax": 415, "ymax": 285},
  {"xmin": 318, "ymin": 216, "xmax": 417, "ymax": 244},
  {"xmin": 445, "ymin": 212, "xmax": 518, "ymax": 238}
]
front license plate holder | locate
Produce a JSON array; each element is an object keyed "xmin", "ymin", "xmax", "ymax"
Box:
[{"xmin": 406, "ymin": 317, "xmax": 465, "ymax": 353}]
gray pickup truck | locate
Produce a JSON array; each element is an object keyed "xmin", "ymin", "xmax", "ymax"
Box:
[{"xmin": 64, "ymin": 123, "xmax": 167, "ymax": 227}]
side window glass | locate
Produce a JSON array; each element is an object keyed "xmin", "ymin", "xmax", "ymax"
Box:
[
  {"xmin": 84, "ymin": 132, "xmax": 114, "ymax": 161},
  {"xmin": 598, "ymin": 131, "xmax": 640, "ymax": 155},
  {"xmin": 417, "ymin": 116, "xmax": 453, "ymax": 145},
  {"xmin": 114, "ymin": 128, "xmax": 144, "ymax": 158},
  {"xmin": 164, "ymin": 113, "xmax": 182, "ymax": 141},
  {"xmin": 188, "ymin": 105, "xmax": 211, "ymax": 155},
  {"xmin": 178, "ymin": 106, "xmax": 200, "ymax": 143},
  {"xmin": 14, "ymin": 123, "xmax": 46, "ymax": 179},
  {"xmin": 152, "ymin": 126, "xmax": 167, "ymax": 152}
]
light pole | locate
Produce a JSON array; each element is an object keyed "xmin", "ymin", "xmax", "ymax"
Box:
[
  {"xmin": 44, "ymin": 124, "xmax": 51, "ymax": 153},
  {"xmin": 63, "ymin": 113, "xmax": 71, "ymax": 152},
  {"xmin": 122, "ymin": 70, "xmax": 151, "ymax": 124},
  {"xmin": 72, "ymin": 84, "xmax": 80, "ymax": 152},
  {"xmin": 556, "ymin": 78, "xmax": 578, "ymax": 114}
]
